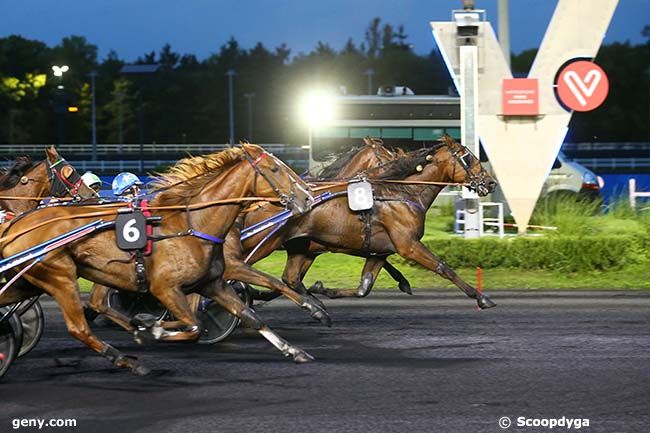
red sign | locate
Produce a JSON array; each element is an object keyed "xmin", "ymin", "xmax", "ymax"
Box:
[
  {"xmin": 556, "ymin": 60, "xmax": 609, "ymax": 112},
  {"xmin": 502, "ymin": 78, "xmax": 539, "ymax": 116}
]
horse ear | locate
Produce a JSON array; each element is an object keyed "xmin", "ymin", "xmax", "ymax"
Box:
[
  {"xmin": 416, "ymin": 165, "xmax": 423, "ymax": 172},
  {"xmin": 45, "ymin": 145, "xmax": 58, "ymax": 161},
  {"xmin": 61, "ymin": 165, "xmax": 74, "ymax": 178}
]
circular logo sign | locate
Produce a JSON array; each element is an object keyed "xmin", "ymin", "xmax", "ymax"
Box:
[{"xmin": 555, "ymin": 60, "xmax": 609, "ymax": 112}]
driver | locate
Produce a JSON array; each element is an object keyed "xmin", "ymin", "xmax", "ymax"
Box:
[
  {"xmin": 112, "ymin": 172, "xmax": 144, "ymax": 200},
  {"xmin": 81, "ymin": 171, "xmax": 102, "ymax": 195}
]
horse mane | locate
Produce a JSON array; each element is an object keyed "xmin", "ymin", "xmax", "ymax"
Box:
[
  {"xmin": 0, "ymin": 157, "xmax": 38, "ymax": 190},
  {"xmin": 372, "ymin": 145, "xmax": 444, "ymax": 180},
  {"xmin": 150, "ymin": 146, "xmax": 249, "ymax": 206},
  {"xmin": 318, "ymin": 146, "xmax": 367, "ymax": 180}
]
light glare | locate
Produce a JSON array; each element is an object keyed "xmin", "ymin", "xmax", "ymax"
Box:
[{"xmin": 299, "ymin": 91, "xmax": 335, "ymax": 127}]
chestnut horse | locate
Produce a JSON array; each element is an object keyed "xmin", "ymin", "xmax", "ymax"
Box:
[
  {"xmin": 83, "ymin": 138, "xmax": 408, "ymax": 332},
  {"xmin": 0, "ymin": 144, "xmax": 316, "ymax": 375},
  {"xmin": 225, "ymin": 136, "xmax": 498, "ymax": 308},
  {"xmin": 0, "ymin": 146, "xmax": 96, "ymax": 215}
]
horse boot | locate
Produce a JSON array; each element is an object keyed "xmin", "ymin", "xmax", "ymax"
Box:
[
  {"xmin": 130, "ymin": 313, "xmax": 159, "ymax": 345},
  {"xmin": 101, "ymin": 344, "xmax": 150, "ymax": 376},
  {"xmin": 356, "ymin": 272, "xmax": 374, "ymax": 297},
  {"xmin": 476, "ymin": 293, "xmax": 496, "ymax": 309},
  {"xmin": 295, "ymin": 282, "xmax": 327, "ymax": 311}
]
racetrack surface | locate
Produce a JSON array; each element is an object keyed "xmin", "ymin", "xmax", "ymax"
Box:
[{"xmin": 2, "ymin": 291, "xmax": 650, "ymax": 433}]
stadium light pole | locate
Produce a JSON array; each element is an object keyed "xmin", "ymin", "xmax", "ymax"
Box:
[
  {"xmin": 364, "ymin": 68, "xmax": 375, "ymax": 95},
  {"xmin": 300, "ymin": 91, "xmax": 335, "ymax": 156},
  {"xmin": 226, "ymin": 69, "xmax": 236, "ymax": 145},
  {"xmin": 244, "ymin": 92, "xmax": 255, "ymax": 142},
  {"xmin": 89, "ymin": 71, "xmax": 98, "ymax": 160},
  {"xmin": 52, "ymin": 65, "xmax": 69, "ymax": 146}
]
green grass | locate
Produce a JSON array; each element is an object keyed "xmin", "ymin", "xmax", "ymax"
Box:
[{"xmin": 251, "ymin": 251, "xmax": 650, "ymax": 291}]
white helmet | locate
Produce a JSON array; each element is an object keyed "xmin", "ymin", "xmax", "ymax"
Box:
[{"xmin": 81, "ymin": 171, "xmax": 101, "ymax": 190}]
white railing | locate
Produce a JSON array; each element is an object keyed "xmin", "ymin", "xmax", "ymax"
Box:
[
  {"xmin": 629, "ymin": 178, "xmax": 650, "ymax": 209},
  {"xmin": 574, "ymin": 158, "xmax": 650, "ymax": 171},
  {"xmin": 0, "ymin": 143, "xmax": 303, "ymax": 155}
]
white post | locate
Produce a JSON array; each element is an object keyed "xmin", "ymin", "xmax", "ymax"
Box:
[
  {"xmin": 629, "ymin": 178, "xmax": 636, "ymax": 209},
  {"xmin": 460, "ymin": 44, "xmax": 480, "ymax": 239}
]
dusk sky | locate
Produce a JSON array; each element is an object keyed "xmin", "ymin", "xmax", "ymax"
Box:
[{"xmin": 2, "ymin": 0, "xmax": 648, "ymax": 61}]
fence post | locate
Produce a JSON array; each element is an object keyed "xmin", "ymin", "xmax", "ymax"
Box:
[{"xmin": 629, "ymin": 178, "xmax": 636, "ymax": 209}]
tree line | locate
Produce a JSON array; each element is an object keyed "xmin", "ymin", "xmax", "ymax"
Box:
[{"xmin": 0, "ymin": 19, "xmax": 648, "ymax": 146}]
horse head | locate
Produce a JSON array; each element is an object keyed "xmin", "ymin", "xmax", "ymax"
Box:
[
  {"xmin": 242, "ymin": 143, "xmax": 313, "ymax": 214},
  {"xmin": 44, "ymin": 146, "xmax": 97, "ymax": 199},
  {"xmin": 432, "ymin": 135, "xmax": 497, "ymax": 196}
]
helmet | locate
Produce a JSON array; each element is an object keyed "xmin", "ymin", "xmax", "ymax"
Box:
[
  {"xmin": 81, "ymin": 171, "xmax": 101, "ymax": 190},
  {"xmin": 112, "ymin": 172, "xmax": 143, "ymax": 196}
]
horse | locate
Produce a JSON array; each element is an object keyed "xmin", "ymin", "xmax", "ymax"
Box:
[
  {"xmin": 0, "ymin": 144, "xmax": 317, "ymax": 375},
  {"xmin": 0, "ymin": 146, "xmax": 96, "ymax": 215},
  {"xmin": 218, "ymin": 138, "xmax": 416, "ymax": 304},
  {"xmin": 224, "ymin": 136, "xmax": 498, "ymax": 308},
  {"xmin": 82, "ymin": 138, "xmax": 408, "ymax": 336}
]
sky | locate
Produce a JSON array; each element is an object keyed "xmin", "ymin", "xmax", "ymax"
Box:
[{"xmin": 1, "ymin": 0, "xmax": 647, "ymax": 61}]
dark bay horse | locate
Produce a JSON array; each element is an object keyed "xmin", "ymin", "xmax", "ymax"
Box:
[
  {"xmin": 0, "ymin": 146, "xmax": 96, "ymax": 215},
  {"xmin": 226, "ymin": 136, "xmax": 498, "ymax": 308},
  {"xmin": 0, "ymin": 144, "xmax": 317, "ymax": 374},
  {"xmin": 217, "ymin": 139, "xmax": 422, "ymax": 304}
]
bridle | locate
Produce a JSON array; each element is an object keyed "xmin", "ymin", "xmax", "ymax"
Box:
[
  {"xmin": 46, "ymin": 157, "xmax": 86, "ymax": 198},
  {"xmin": 243, "ymin": 149, "xmax": 313, "ymax": 211},
  {"xmin": 447, "ymin": 144, "xmax": 491, "ymax": 193}
]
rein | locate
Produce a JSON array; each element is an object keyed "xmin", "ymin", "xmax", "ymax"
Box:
[{"xmin": 0, "ymin": 196, "xmax": 283, "ymax": 245}]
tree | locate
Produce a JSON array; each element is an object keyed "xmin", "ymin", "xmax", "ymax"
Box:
[{"xmin": 365, "ymin": 18, "xmax": 381, "ymax": 58}]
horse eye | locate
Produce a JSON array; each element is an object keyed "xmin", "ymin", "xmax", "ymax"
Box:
[{"xmin": 270, "ymin": 165, "xmax": 280, "ymax": 173}]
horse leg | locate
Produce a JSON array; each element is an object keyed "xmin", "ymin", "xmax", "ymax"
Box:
[
  {"xmin": 86, "ymin": 283, "xmax": 135, "ymax": 332},
  {"xmin": 201, "ymin": 279, "xmax": 314, "ymax": 363},
  {"xmin": 392, "ymin": 238, "xmax": 495, "ymax": 309},
  {"xmin": 21, "ymin": 265, "xmax": 148, "ymax": 375},
  {"xmin": 279, "ymin": 252, "xmax": 328, "ymax": 309},
  {"xmin": 308, "ymin": 257, "xmax": 385, "ymax": 298},
  {"xmin": 224, "ymin": 259, "xmax": 330, "ymax": 326},
  {"xmin": 383, "ymin": 260, "xmax": 412, "ymax": 295},
  {"xmin": 143, "ymin": 281, "xmax": 200, "ymax": 342}
]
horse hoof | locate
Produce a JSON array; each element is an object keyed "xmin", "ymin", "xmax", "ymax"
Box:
[
  {"xmin": 130, "ymin": 313, "xmax": 158, "ymax": 329},
  {"xmin": 398, "ymin": 282, "xmax": 413, "ymax": 295},
  {"xmin": 311, "ymin": 310, "xmax": 332, "ymax": 327},
  {"xmin": 293, "ymin": 350, "xmax": 315, "ymax": 363},
  {"xmin": 309, "ymin": 281, "xmax": 324, "ymax": 294},
  {"xmin": 477, "ymin": 295, "xmax": 496, "ymax": 309},
  {"xmin": 132, "ymin": 364, "xmax": 151, "ymax": 376},
  {"xmin": 307, "ymin": 292, "xmax": 327, "ymax": 311}
]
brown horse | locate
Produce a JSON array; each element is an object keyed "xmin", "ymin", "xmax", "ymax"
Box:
[
  {"xmin": 0, "ymin": 144, "xmax": 316, "ymax": 375},
  {"xmin": 83, "ymin": 137, "xmax": 406, "ymax": 331},
  {"xmin": 0, "ymin": 146, "xmax": 96, "ymax": 214},
  {"xmin": 220, "ymin": 138, "xmax": 420, "ymax": 303},
  {"xmin": 225, "ymin": 136, "xmax": 498, "ymax": 308}
]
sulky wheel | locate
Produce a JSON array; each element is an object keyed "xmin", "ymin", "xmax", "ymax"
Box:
[
  {"xmin": 0, "ymin": 306, "xmax": 23, "ymax": 379},
  {"xmin": 197, "ymin": 281, "xmax": 253, "ymax": 345},
  {"xmin": 0, "ymin": 321, "xmax": 17, "ymax": 379},
  {"xmin": 106, "ymin": 289, "xmax": 167, "ymax": 322},
  {"xmin": 17, "ymin": 299, "xmax": 44, "ymax": 358}
]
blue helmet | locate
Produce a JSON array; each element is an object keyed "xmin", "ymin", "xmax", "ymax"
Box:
[{"xmin": 112, "ymin": 172, "xmax": 143, "ymax": 196}]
